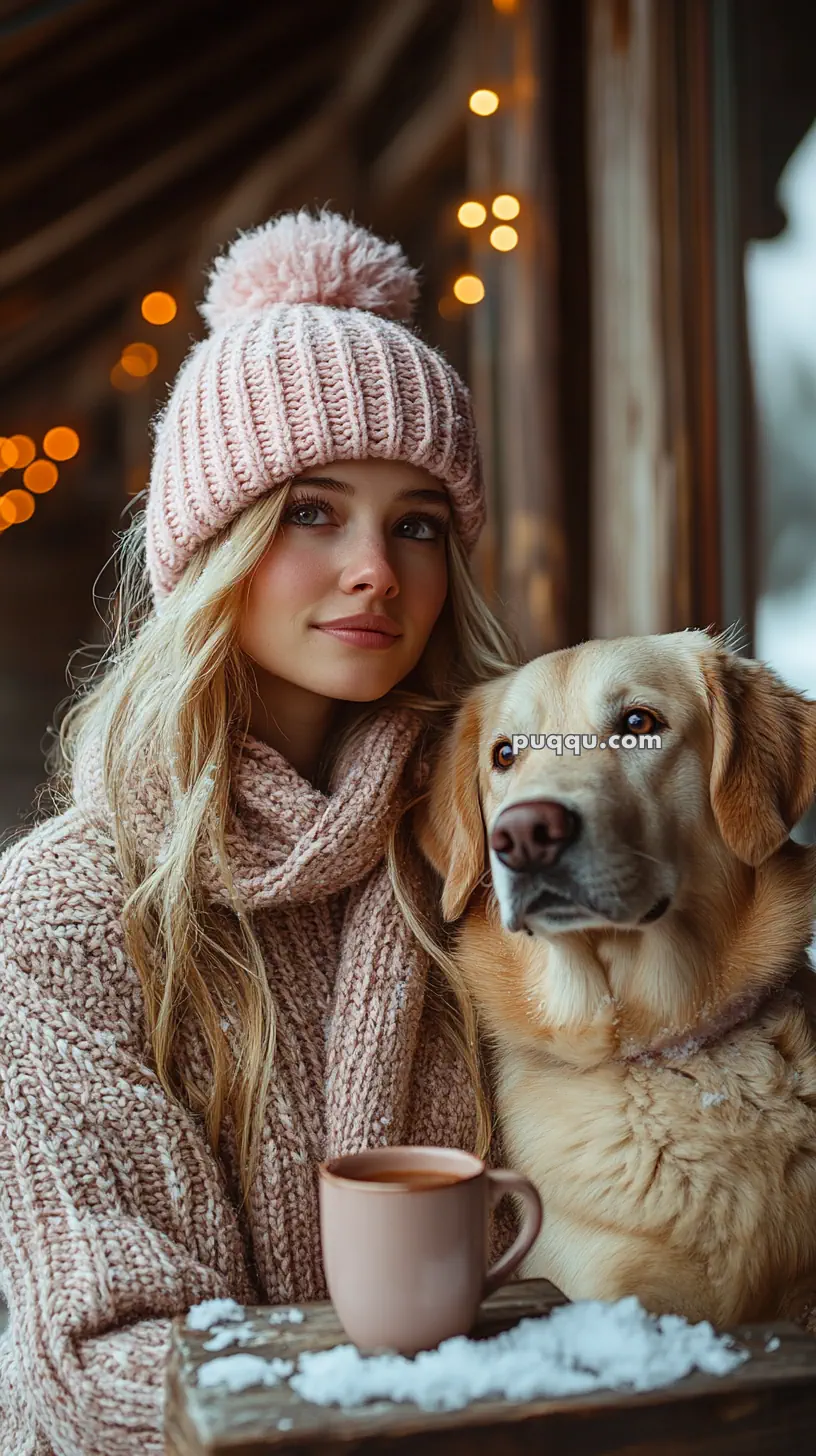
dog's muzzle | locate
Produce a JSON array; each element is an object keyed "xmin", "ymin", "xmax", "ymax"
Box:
[{"xmin": 489, "ymin": 799, "xmax": 671, "ymax": 934}]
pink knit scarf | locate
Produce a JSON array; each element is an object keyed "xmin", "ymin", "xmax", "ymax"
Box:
[{"xmin": 70, "ymin": 705, "xmax": 476, "ymax": 1174}]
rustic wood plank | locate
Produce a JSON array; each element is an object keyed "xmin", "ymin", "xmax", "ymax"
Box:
[
  {"xmin": 165, "ymin": 1278, "xmax": 816, "ymax": 1455},
  {"xmin": 586, "ymin": 0, "xmax": 675, "ymax": 639}
]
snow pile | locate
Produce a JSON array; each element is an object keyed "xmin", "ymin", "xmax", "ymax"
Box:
[
  {"xmin": 186, "ymin": 1299, "xmax": 305, "ymax": 1352},
  {"xmin": 193, "ymin": 1296, "xmax": 750, "ymax": 1412},
  {"xmin": 198, "ymin": 1353, "xmax": 295, "ymax": 1392},
  {"xmin": 187, "ymin": 1298, "xmax": 247, "ymax": 1331}
]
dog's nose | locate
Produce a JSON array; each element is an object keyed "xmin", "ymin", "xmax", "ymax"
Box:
[{"xmin": 489, "ymin": 800, "xmax": 581, "ymax": 871}]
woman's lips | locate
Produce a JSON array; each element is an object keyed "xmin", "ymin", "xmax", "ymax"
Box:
[{"xmin": 313, "ymin": 626, "xmax": 402, "ymax": 649}]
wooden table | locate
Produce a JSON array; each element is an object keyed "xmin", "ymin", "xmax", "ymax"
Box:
[{"xmin": 165, "ymin": 1279, "xmax": 816, "ymax": 1454}]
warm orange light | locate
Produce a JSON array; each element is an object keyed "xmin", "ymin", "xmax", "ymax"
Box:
[
  {"xmin": 457, "ymin": 201, "xmax": 487, "ymax": 229},
  {"xmin": 492, "ymin": 194, "xmax": 521, "ymax": 220},
  {"xmin": 43, "ymin": 426, "xmax": 79, "ymax": 461},
  {"xmin": 0, "ymin": 489, "xmax": 35, "ymax": 523},
  {"xmin": 141, "ymin": 291, "xmax": 177, "ymax": 325},
  {"xmin": 490, "ymin": 224, "xmax": 519, "ymax": 252},
  {"xmin": 438, "ymin": 296, "xmax": 464, "ymax": 322},
  {"xmin": 24, "ymin": 459, "xmax": 59, "ymax": 494},
  {"xmin": 0, "ymin": 438, "xmax": 16, "ymax": 469},
  {"xmin": 110, "ymin": 361, "xmax": 147, "ymax": 393},
  {"xmin": 9, "ymin": 434, "xmax": 35, "ymax": 469},
  {"xmin": 469, "ymin": 89, "xmax": 499, "ymax": 116},
  {"xmin": 453, "ymin": 274, "xmax": 485, "ymax": 305},
  {"xmin": 121, "ymin": 342, "xmax": 158, "ymax": 377},
  {"xmin": 493, "ymin": 0, "xmax": 518, "ymax": 11}
]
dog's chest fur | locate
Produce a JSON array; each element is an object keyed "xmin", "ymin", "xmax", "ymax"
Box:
[{"xmin": 464, "ymin": 907, "xmax": 816, "ymax": 1325}]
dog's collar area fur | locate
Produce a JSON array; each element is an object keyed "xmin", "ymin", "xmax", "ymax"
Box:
[{"xmin": 618, "ymin": 973, "xmax": 804, "ymax": 1068}]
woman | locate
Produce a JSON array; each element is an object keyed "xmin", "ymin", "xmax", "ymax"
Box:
[{"xmin": 0, "ymin": 209, "xmax": 526, "ymax": 1455}]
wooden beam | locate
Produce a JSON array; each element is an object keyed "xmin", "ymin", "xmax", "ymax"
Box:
[
  {"xmin": 587, "ymin": 0, "xmax": 740, "ymax": 640},
  {"xmin": 0, "ymin": 0, "xmax": 165, "ymax": 100},
  {"xmin": 710, "ymin": 0, "xmax": 753, "ymax": 647},
  {"xmin": 3, "ymin": 6, "xmax": 305, "ymax": 200},
  {"xmin": 586, "ymin": 0, "xmax": 675, "ymax": 638},
  {"xmin": 192, "ymin": 0, "xmax": 436, "ymax": 260},
  {"xmin": 683, "ymin": 0, "xmax": 722, "ymax": 633},
  {"xmin": 0, "ymin": 50, "xmax": 331, "ymax": 291},
  {"xmin": 367, "ymin": 19, "xmax": 473, "ymax": 211},
  {"xmin": 0, "ymin": 0, "xmax": 112, "ymax": 66}
]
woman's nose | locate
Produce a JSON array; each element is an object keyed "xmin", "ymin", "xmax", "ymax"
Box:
[{"xmin": 338, "ymin": 534, "xmax": 399, "ymax": 596}]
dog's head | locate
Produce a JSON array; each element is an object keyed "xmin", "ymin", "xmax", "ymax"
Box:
[{"xmin": 416, "ymin": 630, "xmax": 816, "ymax": 935}]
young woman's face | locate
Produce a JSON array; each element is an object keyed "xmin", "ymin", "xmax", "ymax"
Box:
[{"xmin": 238, "ymin": 458, "xmax": 452, "ymax": 702}]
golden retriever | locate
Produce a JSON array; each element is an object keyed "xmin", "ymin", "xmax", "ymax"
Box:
[{"xmin": 416, "ymin": 629, "xmax": 816, "ymax": 1327}]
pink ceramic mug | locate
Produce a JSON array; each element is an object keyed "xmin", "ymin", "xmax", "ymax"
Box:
[{"xmin": 318, "ymin": 1145, "xmax": 543, "ymax": 1356}]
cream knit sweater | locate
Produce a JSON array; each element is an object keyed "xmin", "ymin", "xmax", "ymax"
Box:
[{"xmin": 0, "ymin": 706, "xmax": 518, "ymax": 1456}]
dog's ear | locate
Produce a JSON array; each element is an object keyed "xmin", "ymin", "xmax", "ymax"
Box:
[
  {"xmin": 414, "ymin": 691, "xmax": 486, "ymax": 921},
  {"xmin": 704, "ymin": 649, "xmax": 816, "ymax": 865}
]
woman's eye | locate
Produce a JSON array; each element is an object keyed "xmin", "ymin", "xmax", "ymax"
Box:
[
  {"xmin": 617, "ymin": 707, "xmax": 665, "ymax": 736},
  {"xmin": 395, "ymin": 514, "xmax": 449, "ymax": 541},
  {"xmin": 284, "ymin": 501, "xmax": 330, "ymax": 527},
  {"xmin": 491, "ymin": 738, "xmax": 516, "ymax": 771}
]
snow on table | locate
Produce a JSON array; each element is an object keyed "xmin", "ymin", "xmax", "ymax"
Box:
[
  {"xmin": 166, "ymin": 1279, "xmax": 816, "ymax": 1455},
  {"xmin": 190, "ymin": 1295, "xmax": 747, "ymax": 1412}
]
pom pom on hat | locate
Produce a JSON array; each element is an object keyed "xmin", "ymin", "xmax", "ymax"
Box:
[{"xmin": 200, "ymin": 208, "xmax": 421, "ymax": 333}]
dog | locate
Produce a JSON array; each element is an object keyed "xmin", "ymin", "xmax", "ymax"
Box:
[{"xmin": 415, "ymin": 628, "xmax": 816, "ymax": 1327}]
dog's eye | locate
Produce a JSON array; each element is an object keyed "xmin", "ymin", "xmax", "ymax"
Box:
[
  {"xmin": 491, "ymin": 738, "xmax": 516, "ymax": 771},
  {"xmin": 618, "ymin": 707, "xmax": 663, "ymax": 735}
]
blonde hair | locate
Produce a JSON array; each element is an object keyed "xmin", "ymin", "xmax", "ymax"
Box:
[{"xmin": 41, "ymin": 485, "xmax": 526, "ymax": 1206}]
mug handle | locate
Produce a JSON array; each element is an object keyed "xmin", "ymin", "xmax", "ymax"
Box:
[{"xmin": 482, "ymin": 1168, "xmax": 543, "ymax": 1296}]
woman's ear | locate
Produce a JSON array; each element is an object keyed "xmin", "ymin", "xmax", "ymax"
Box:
[
  {"xmin": 414, "ymin": 691, "xmax": 486, "ymax": 922},
  {"xmin": 704, "ymin": 649, "xmax": 816, "ymax": 865}
]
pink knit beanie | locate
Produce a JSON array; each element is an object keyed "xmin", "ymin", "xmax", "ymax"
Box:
[{"xmin": 144, "ymin": 209, "xmax": 485, "ymax": 603}]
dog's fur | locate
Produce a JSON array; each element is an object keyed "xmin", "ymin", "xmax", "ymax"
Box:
[{"xmin": 415, "ymin": 629, "xmax": 816, "ymax": 1327}]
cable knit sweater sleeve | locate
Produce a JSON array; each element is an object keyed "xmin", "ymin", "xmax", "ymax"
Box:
[{"xmin": 0, "ymin": 815, "xmax": 257, "ymax": 1456}]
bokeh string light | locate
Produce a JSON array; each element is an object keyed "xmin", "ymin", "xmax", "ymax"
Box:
[
  {"xmin": 0, "ymin": 489, "xmax": 34, "ymax": 525},
  {"xmin": 121, "ymin": 342, "xmax": 159, "ymax": 378},
  {"xmin": 458, "ymin": 201, "xmax": 487, "ymax": 228},
  {"xmin": 2, "ymin": 277, "xmax": 175, "ymax": 539},
  {"xmin": 490, "ymin": 224, "xmax": 519, "ymax": 252},
  {"xmin": 469, "ymin": 88, "xmax": 499, "ymax": 116},
  {"xmin": 8, "ymin": 435, "xmax": 35, "ymax": 469},
  {"xmin": 24, "ymin": 460, "xmax": 59, "ymax": 494},
  {"xmin": 492, "ymin": 194, "xmax": 520, "ymax": 220},
  {"xmin": 438, "ymin": 295, "xmax": 464, "ymax": 322},
  {"xmin": 0, "ymin": 438, "xmax": 17, "ymax": 470},
  {"xmin": 43, "ymin": 426, "xmax": 79, "ymax": 461},
  {"xmin": 111, "ymin": 361, "xmax": 147, "ymax": 392},
  {"xmin": 110, "ymin": 335, "xmax": 160, "ymax": 394},
  {"xmin": 453, "ymin": 275, "xmax": 485, "ymax": 305},
  {"xmin": 0, "ymin": 425, "xmax": 79, "ymax": 534},
  {"xmin": 443, "ymin": 57, "xmax": 523, "ymax": 319},
  {"xmin": 141, "ymin": 291, "xmax": 177, "ymax": 325}
]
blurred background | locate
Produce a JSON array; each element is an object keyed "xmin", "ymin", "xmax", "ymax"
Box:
[{"xmin": 1, "ymin": 0, "xmax": 816, "ymax": 840}]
